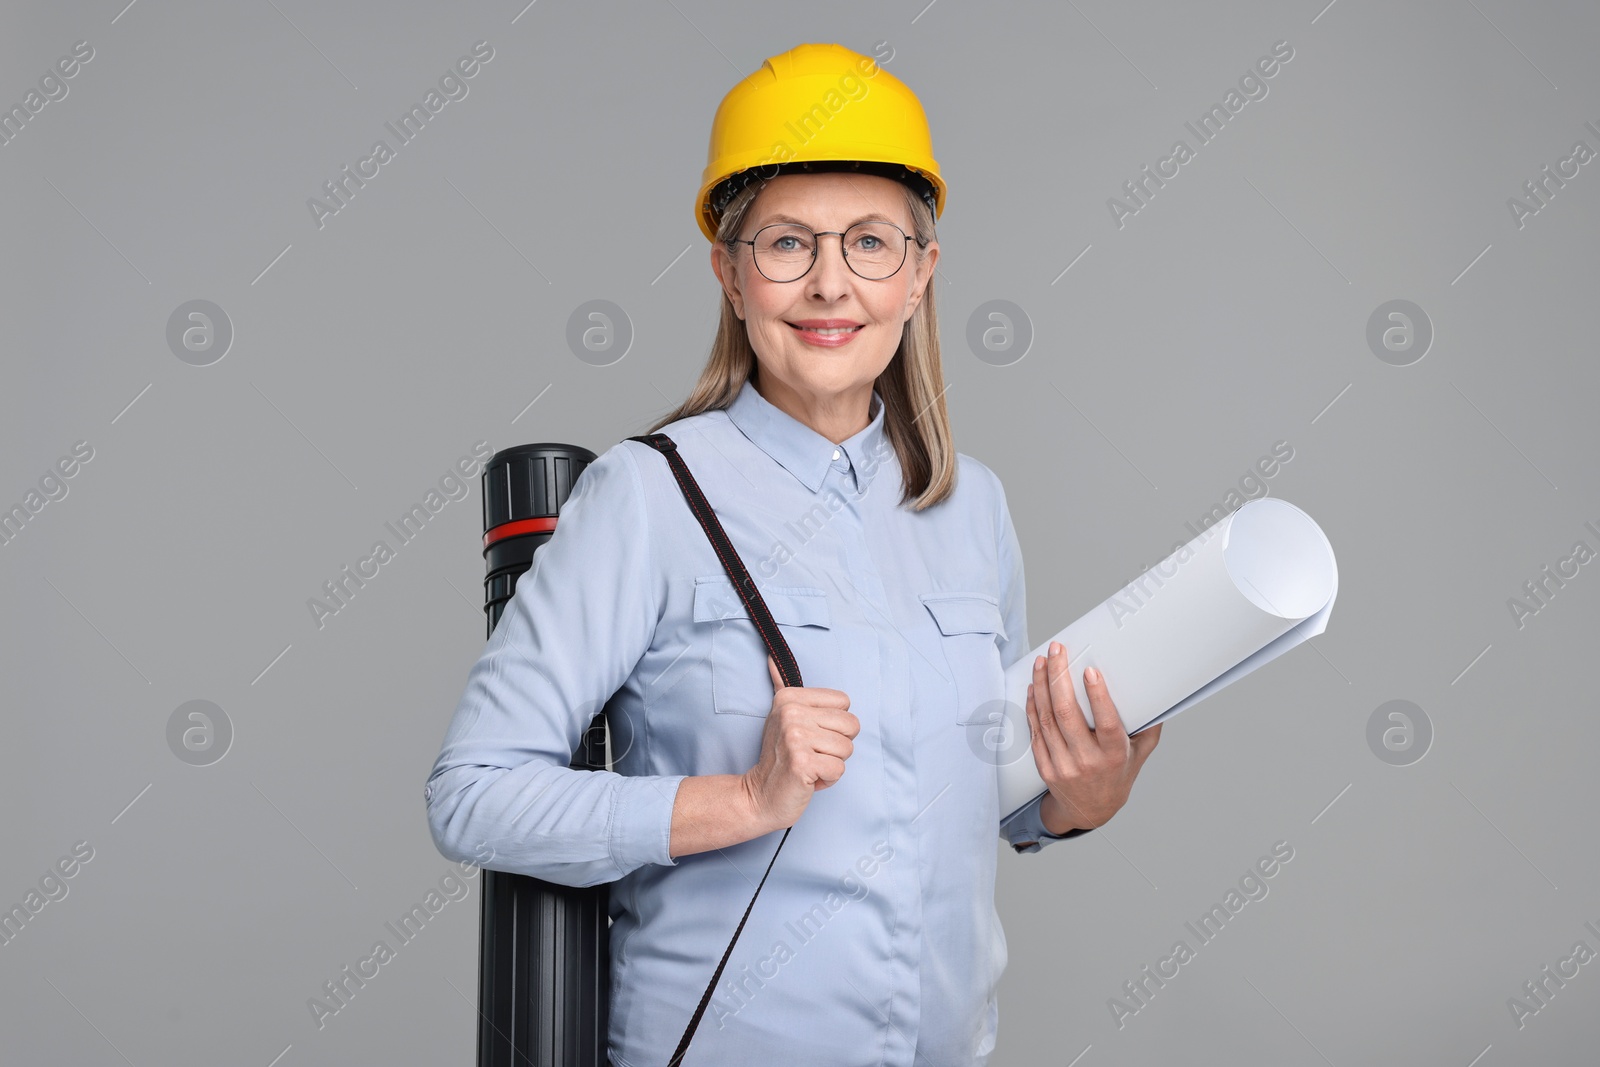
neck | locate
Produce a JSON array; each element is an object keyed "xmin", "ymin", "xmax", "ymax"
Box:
[{"xmin": 754, "ymin": 372, "xmax": 874, "ymax": 445}]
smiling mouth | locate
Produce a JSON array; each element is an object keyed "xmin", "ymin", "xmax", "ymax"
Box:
[{"xmin": 787, "ymin": 323, "xmax": 863, "ymax": 336}]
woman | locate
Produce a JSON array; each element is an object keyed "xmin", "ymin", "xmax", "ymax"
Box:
[{"xmin": 426, "ymin": 43, "xmax": 1162, "ymax": 1066}]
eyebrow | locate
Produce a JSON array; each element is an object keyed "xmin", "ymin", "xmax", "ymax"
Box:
[{"xmin": 757, "ymin": 212, "xmax": 902, "ymax": 228}]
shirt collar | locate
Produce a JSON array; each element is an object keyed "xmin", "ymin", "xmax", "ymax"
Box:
[{"xmin": 724, "ymin": 376, "xmax": 888, "ymax": 495}]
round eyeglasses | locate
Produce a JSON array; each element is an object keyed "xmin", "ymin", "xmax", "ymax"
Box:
[{"xmin": 728, "ymin": 220, "xmax": 926, "ymax": 283}]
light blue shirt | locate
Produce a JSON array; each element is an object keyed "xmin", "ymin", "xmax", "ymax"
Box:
[{"xmin": 426, "ymin": 376, "xmax": 1084, "ymax": 1067}]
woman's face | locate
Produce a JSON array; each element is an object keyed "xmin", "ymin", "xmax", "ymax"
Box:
[{"xmin": 711, "ymin": 172, "xmax": 938, "ymax": 411}]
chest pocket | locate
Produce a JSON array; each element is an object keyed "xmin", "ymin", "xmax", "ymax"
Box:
[
  {"xmin": 920, "ymin": 591, "xmax": 1008, "ymax": 725},
  {"xmin": 694, "ymin": 577, "xmax": 836, "ymax": 717}
]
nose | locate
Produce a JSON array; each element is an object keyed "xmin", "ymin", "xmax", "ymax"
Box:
[{"xmin": 805, "ymin": 232, "xmax": 853, "ymax": 298}]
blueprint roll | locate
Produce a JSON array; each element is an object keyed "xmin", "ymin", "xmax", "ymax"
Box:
[{"xmin": 990, "ymin": 497, "xmax": 1339, "ymax": 822}]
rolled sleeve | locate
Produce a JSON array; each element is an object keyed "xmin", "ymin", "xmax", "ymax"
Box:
[
  {"xmin": 608, "ymin": 772, "xmax": 686, "ymax": 874},
  {"xmin": 1001, "ymin": 792, "xmax": 1092, "ymax": 854},
  {"xmin": 425, "ymin": 442, "xmax": 681, "ymax": 887}
]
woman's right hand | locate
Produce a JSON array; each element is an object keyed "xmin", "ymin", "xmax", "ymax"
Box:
[{"xmin": 740, "ymin": 655, "xmax": 859, "ymax": 832}]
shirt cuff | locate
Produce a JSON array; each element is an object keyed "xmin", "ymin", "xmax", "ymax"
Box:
[
  {"xmin": 1004, "ymin": 793, "xmax": 1093, "ymax": 854},
  {"xmin": 609, "ymin": 774, "xmax": 687, "ymax": 874}
]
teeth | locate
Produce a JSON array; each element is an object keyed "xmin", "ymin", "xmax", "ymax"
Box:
[{"xmin": 798, "ymin": 325, "xmax": 860, "ymax": 335}]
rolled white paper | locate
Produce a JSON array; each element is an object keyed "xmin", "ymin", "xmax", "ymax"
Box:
[{"xmin": 992, "ymin": 497, "xmax": 1338, "ymax": 822}]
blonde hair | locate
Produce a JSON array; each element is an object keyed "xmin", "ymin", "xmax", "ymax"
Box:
[{"xmin": 646, "ymin": 177, "xmax": 956, "ymax": 511}]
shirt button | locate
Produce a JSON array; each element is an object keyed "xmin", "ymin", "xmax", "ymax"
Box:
[
  {"xmin": 423, "ymin": 783, "xmax": 433, "ymax": 802},
  {"xmin": 832, "ymin": 449, "xmax": 841, "ymax": 460}
]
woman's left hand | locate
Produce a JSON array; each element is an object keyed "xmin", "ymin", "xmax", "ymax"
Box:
[{"xmin": 1024, "ymin": 640, "xmax": 1162, "ymax": 834}]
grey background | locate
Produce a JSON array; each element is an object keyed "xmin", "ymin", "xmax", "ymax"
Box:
[{"xmin": 3, "ymin": 1, "xmax": 1597, "ymax": 1064}]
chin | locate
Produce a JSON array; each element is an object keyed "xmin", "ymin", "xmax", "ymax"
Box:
[{"xmin": 786, "ymin": 361, "xmax": 873, "ymax": 388}]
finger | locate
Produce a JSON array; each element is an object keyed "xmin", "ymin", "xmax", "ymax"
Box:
[
  {"xmin": 819, "ymin": 709, "xmax": 861, "ymax": 739},
  {"xmin": 1023, "ymin": 679, "xmax": 1053, "ymax": 779},
  {"xmin": 811, "ymin": 755, "xmax": 847, "ymax": 789},
  {"xmin": 1029, "ymin": 656, "xmax": 1074, "ymax": 771},
  {"xmin": 809, "ymin": 729, "xmax": 854, "ymax": 761},
  {"xmin": 1025, "ymin": 679, "xmax": 1065, "ymax": 782},
  {"xmin": 1042, "ymin": 643, "xmax": 1095, "ymax": 751},
  {"xmin": 768, "ymin": 655, "xmax": 784, "ymax": 692},
  {"xmin": 1081, "ymin": 665, "xmax": 1130, "ymax": 751},
  {"xmin": 806, "ymin": 687, "xmax": 852, "ymax": 710}
]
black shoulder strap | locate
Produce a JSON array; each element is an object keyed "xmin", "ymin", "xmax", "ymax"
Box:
[{"xmin": 626, "ymin": 432, "xmax": 799, "ymax": 1066}]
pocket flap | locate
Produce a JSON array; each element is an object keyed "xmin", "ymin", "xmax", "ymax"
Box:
[
  {"xmin": 920, "ymin": 592, "xmax": 1006, "ymax": 639},
  {"xmin": 694, "ymin": 578, "xmax": 831, "ymax": 628}
]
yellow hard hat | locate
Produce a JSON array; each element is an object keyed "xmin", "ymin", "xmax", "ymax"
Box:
[{"xmin": 695, "ymin": 42, "xmax": 946, "ymax": 243}]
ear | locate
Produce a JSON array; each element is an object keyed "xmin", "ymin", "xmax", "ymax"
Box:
[
  {"xmin": 903, "ymin": 239, "xmax": 939, "ymax": 321},
  {"xmin": 710, "ymin": 242, "xmax": 746, "ymax": 320}
]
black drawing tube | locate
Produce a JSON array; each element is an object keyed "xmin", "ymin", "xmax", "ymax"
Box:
[{"xmin": 477, "ymin": 443, "xmax": 609, "ymax": 1067}]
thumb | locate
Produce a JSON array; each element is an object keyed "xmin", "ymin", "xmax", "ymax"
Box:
[
  {"xmin": 768, "ymin": 654, "xmax": 783, "ymax": 691},
  {"xmin": 1131, "ymin": 723, "xmax": 1162, "ymax": 768}
]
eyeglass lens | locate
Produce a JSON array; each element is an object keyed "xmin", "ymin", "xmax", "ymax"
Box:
[{"xmin": 748, "ymin": 222, "xmax": 909, "ymax": 282}]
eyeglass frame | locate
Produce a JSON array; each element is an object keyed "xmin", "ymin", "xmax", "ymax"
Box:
[{"xmin": 726, "ymin": 219, "xmax": 930, "ymax": 283}]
